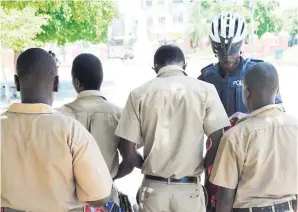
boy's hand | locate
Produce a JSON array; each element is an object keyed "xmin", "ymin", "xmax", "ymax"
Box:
[{"xmin": 229, "ymin": 112, "xmax": 247, "ymax": 125}]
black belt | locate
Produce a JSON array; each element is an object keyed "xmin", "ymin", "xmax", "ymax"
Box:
[
  {"xmin": 145, "ymin": 175, "xmax": 197, "ymax": 184},
  {"xmin": 233, "ymin": 201, "xmax": 291, "ymax": 212}
]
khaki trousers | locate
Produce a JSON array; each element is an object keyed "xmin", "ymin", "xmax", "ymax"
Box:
[{"xmin": 138, "ymin": 178, "xmax": 206, "ymax": 212}]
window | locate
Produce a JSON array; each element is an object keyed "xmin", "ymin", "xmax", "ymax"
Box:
[
  {"xmin": 173, "ymin": 14, "xmax": 184, "ymax": 23},
  {"xmin": 147, "ymin": 17, "xmax": 153, "ymax": 26},
  {"xmin": 146, "ymin": 0, "xmax": 153, "ymax": 6},
  {"xmin": 158, "ymin": 17, "xmax": 166, "ymax": 25},
  {"xmin": 173, "ymin": 15, "xmax": 178, "ymax": 23},
  {"xmin": 179, "ymin": 14, "xmax": 184, "ymax": 22}
]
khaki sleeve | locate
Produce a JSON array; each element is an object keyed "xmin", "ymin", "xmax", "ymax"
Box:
[
  {"xmin": 55, "ymin": 105, "xmax": 75, "ymax": 118},
  {"xmin": 115, "ymin": 92, "xmax": 142, "ymax": 144},
  {"xmin": 71, "ymin": 120, "xmax": 113, "ymax": 202},
  {"xmin": 209, "ymin": 134, "xmax": 243, "ymax": 189},
  {"xmin": 203, "ymin": 85, "xmax": 230, "ymax": 136}
]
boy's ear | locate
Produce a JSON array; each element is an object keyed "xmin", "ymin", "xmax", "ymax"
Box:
[
  {"xmin": 53, "ymin": 76, "xmax": 59, "ymax": 92},
  {"xmin": 14, "ymin": 75, "xmax": 20, "ymax": 91}
]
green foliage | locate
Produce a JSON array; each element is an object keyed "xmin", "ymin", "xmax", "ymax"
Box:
[
  {"xmin": 189, "ymin": 0, "xmax": 285, "ymax": 42},
  {"xmin": 1, "ymin": 0, "xmax": 118, "ymax": 45},
  {"xmin": 188, "ymin": 0, "xmax": 215, "ymax": 46},
  {"xmin": 189, "ymin": 0, "xmax": 250, "ymax": 45},
  {"xmin": 0, "ymin": 7, "xmax": 48, "ymax": 51},
  {"xmin": 252, "ymin": 0, "xmax": 282, "ymax": 38},
  {"xmin": 283, "ymin": 8, "xmax": 298, "ymax": 37}
]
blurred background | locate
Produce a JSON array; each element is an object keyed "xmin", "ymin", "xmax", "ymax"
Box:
[{"xmin": 1, "ymin": 0, "xmax": 297, "ymax": 205}]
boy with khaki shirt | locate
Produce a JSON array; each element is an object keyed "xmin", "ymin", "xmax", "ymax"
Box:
[
  {"xmin": 115, "ymin": 45, "xmax": 230, "ymax": 212},
  {"xmin": 1, "ymin": 49, "xmax": 113, "ymax": 212},
  {"xmin": 210, "ymin": 62, "xmax": 297, "ymax": 212},
  {"xmin": 57, "ymin": 54, "xmax": 134, "ymax": 210}
]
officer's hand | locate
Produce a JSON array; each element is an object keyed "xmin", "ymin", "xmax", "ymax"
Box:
[{"xmin": 229, "ymin": 112, "xmax": 247, "ymax": 125}]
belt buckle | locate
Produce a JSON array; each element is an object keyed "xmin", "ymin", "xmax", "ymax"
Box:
[{"xmin": 167, "ymin": 178, "xmax": 171, "ymax": 184}]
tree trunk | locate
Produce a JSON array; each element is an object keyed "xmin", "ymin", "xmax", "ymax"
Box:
[
  {"xmin": 61, "ymin": 46, "xmax": 66, "ymax": 62},
  {"xmin": 14, "ymin": 50, "xmax": 22, "ymax": 69}
]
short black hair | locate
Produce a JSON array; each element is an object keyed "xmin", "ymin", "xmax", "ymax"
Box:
[
  {"xmin": 71, "ymin": 53, "xmax": 103, "ymax": 90},
  {"xmin": 244, "ymin": 62, "xmax": 279, "ymax": 96},
  {"xmin": 154, "ymin": 44, "xmax": 185, "ymax": 67},
  {"xmin": 16, "ymin": 48, "xmax": 57, "ymax": 81}
]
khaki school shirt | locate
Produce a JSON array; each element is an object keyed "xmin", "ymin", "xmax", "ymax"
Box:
[
  {"xmin": 1, "ymin": 103, "xmax": 113, "ymax": 212},
  {"xmin": 210, "ymin": 105, "xmax": 298, "ymax": 208},
  {"xmin": 115, "ymin": 65, "xmax": 230, "ymax": 179},
  {"xmin": 57, "ymin": 90, "xmax": 122, "ymax": 179}
]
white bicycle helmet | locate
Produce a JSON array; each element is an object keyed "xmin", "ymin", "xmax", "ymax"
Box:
[{"xmin": 209, "ymin": 12, "xmax": 247, "ymax": 57}]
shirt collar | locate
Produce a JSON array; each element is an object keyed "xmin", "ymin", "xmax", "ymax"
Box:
[
  {"xmin": 7, "ymin": 103, "xmax": 55, "ymax": 114},
  {"xmin": 237, "ymin": 104, "xmax": 283, "ymax": 124},
  {"xmin": 76, "ymin": 90, "xmax": 106, "ymax": 100},
  {"xmin": 157, "ymin": 65, "xmax": 187, "ymax": 77}
]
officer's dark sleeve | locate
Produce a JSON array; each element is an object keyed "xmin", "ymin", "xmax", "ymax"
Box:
[
  {"xmin": 275, "ymin": 92, "xmax": 282, "ymax": 104},
  {"xmin": 275, "ymin": 92, "xmax": 285, "ymax": 112},
  {"xmin": 197, "ymin": 74, "xmax": 204, "ymax": 81}
]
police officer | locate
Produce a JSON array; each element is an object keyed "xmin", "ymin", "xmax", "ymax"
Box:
[
  {"xmin": 1, "ymin": 48, "xmax": 113, "ymax": 212},
  {"xmin": 210, "ymin": 62, "xmax": 297, "ymax": 212},
  {"xmin": 198, "ymin": 12, "xmax": 282, "ymax": 117},
  {"xmin": 115, "ymin": 45, "xmax": 230, "ymax": 212},
  {"xmin": 198, "ymin": 13, "xmax": 283, "ymax": 212}
]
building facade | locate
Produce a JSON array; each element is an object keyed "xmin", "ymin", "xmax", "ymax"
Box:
[{"xmin": 140, "ymin": 0, "xmax": 194, "ymax": 41}]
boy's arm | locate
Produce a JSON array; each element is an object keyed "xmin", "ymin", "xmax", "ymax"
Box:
[
  {"xmin": 71, "ymin": 121, "xmax": 113, "ymax": 207},
  {"xmin": 216, "ymin": 187, "xmax": 236, "ymax": 212},
  {"xmin": 203, "ymin": 85, "xmax": 230, "ymax": 168},
  {"xmin": 115, "ymin": 92, "xmax": 144, "ymax": 170},
  {"xmin": 113, "ymin": 138, "xmax": 139, "ymax": 180},
  {"xmin": 209, "ymin": 134, "xmax": 244, "ymax": 211},
  {"xmin": 118, "ymin": 138, "xmax": 144, "ymax": 169},
  {"xmin": 293, "ymin": 195, "xmax": 297, "ymax": 212},
  {"xmin": 204, "ymin": 129, "xmax": 223, "ymax": 168}
]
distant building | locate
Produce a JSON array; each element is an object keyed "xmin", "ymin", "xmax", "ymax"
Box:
[
  {"xmin": 108, "ymin": 0, "xmax": 195, "ymax": 50},
  {"xmin": 140, "ymin": 0, "xmax": 194, "ymax": 41}
]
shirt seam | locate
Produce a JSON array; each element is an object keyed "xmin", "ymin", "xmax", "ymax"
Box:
[
  {"xmin": 5, "ymin": 111, "xmax": 53, "ymax": 115},
  {"xmin": 64, "ymin": 105, "xmax": 121, "ymax": 116},
  {"xmin": 247, "ymin": 125, "xmax": 298, "ymax": 135},
  {"xmin": 133, "ymin": 87, "xmax": 211, "ymax": 103}
]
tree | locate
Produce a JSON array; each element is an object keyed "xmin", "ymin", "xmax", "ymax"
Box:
[
  {"xmin": 0, "ymin": 7, "xmax": 48, "ymax": 102},
  {"xmin": 252, "ymin": 0, "xmax": 283, "ymax": 38},
  {"xmin": 189, "ymin": 0, "xmax": 285, "ymax": 43},
  {"xmin": 283, "ymin": 8, "xmax": 298, "ymax": 37},
  {"xmin": 188, "ymin": 0, "xmax": 213, "ymax": 47},
  {"xmin": 189, "ymin": 0, "xmax": 250, "ymax": 46},
  {"xmin": 1, "ymin": 0, "xmax": 118, "ymax": 45},
  {"xmin": 0, "ymin": 7, "xmax": 48, "ymax": 52}
]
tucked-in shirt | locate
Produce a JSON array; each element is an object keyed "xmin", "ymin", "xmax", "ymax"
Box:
[
  {"xmin": 1, "ymin": 103, "xmax": 113, "ymax": 212},
  {"xmin": 210, "ymin": 105, "xmax": 298, "ymax": 208},
  {"xmin": 57, "ymin": 90, "xmax": 122, "ymax": 178},
  {"xmin": 115, "ymin": 65, "xmax": 230, "ymax": 178}
]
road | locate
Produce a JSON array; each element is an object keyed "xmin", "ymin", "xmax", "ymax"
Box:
[{"xmin": 2, "ymin": 58, "xmax": 297, "ymax": 205}]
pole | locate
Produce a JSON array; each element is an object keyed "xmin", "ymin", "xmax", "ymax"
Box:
[
  {"xmin": 1, "ymin": 48, "xmax": 10, "ymax": 104},
  {"xmin": 250, "ymin": 0, "xmax": 254, "ymax": 58}
]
